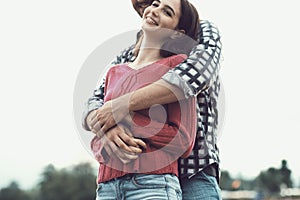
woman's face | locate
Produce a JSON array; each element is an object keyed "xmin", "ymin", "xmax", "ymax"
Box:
[{"xmin": 142, "ymin": 0, "xmax": 181, "ymax": 35}]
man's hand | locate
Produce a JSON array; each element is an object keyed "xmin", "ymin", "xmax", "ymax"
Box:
[
  {"xmin": 101, "ymin": 124, "xmax": 146, "ymax": 164},
  {"xmin": 89, "ymin": 98, "xmax": 129, "ymax": 133},
  {"xmin": 86, "ymin": 110, "xmax": 97, "ymax": 131},
  {"xmin": 86, "ymin": 110, "xmax": 105, "ymax": 137},
  {"xmin": 107, "ymin": 124, "xmax": 146, "ymax": 152}
]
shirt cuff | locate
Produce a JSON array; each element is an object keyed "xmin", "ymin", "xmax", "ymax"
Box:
[
  {"xmin": 162, "ymin": 70, "xmax": 195, "ymax": 98},
  {"xmin": 82, "ymin": 100, "xmax": 103, "ymax": 131}
]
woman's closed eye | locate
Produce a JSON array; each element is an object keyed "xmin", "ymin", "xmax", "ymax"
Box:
[
  {"xmin": 163, "ymin": 9, "xmax": 172, "ymax": 17},
  {"xmin": 151, "ymin": 2, "xmax": 172, "ymax": 17}
]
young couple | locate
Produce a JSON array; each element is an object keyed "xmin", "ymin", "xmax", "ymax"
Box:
[{"xmin": 82, "ymin": 0, "xmax": 223, "ymax": 199}]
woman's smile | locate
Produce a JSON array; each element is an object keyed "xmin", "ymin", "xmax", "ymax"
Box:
[{"xmin": 145, "ymin": 16, "xmax": 158, "ymax": 26}]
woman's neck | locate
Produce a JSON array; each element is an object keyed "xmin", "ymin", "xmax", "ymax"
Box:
[{"xmin": 130, "ymin": 36, "xmax": 163, "ymax": 69}]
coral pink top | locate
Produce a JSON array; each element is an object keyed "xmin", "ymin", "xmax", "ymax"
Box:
[{"xmin": 91, "ymin": 54, "xmax": 197, "ymax": 183}]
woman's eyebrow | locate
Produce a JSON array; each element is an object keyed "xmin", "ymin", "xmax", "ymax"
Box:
[{"xmin": 156, "ymin": 0, "xmax": 176, "ymax": 15}]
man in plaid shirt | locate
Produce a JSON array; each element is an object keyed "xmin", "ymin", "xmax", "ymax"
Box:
[{"xmin": 83, "ymin": 0, "xmax": 223, "ymax": 199}]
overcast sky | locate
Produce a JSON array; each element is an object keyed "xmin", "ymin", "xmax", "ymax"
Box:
[{"xmin": 1, "ymin": 0, "xmax": 300, "ymax": 189}]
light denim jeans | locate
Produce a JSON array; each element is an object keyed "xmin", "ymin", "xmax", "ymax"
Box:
[
  {"xmin": 180, "ymin": 171, "xmax": 222, "ymax": 200},
  {"xmin": 96, "ymin": 174, "xmax": 182, "ymax": 200}
]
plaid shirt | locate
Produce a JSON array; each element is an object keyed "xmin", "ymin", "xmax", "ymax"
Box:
[{"xmin": 82, "ymin": 20, "xmax": 222, "ymax": 181}]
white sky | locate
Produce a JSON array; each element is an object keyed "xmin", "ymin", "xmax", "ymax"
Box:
[{"xmin": 1, "ymin": 0, "xmax": 300, "ymax": 189}]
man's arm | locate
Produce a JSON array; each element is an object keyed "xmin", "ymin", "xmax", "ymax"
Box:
[{"xmin": 162, "ymin": 20, "xmax": 222, "ymax": 97}]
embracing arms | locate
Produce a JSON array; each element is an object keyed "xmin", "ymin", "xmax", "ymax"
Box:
[
  {"xmin": 82, "ymin": 20, "xmax": 222, "ymax": 162},
  {"xmin": 86, "ymin": 20, "xmax": 222, "ymax": 133}
]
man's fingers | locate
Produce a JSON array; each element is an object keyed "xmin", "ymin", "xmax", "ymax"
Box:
[
  {"xmin": 118, "ymin": 154, "xmax": 137, "ymax": 164},
  {"xmin": 100, "ymin": 119, "xmax": 115, "ymax": 133},
  {"xmin": 111, "ymin": 144, "xmax": 134, "ymax": 163},
  {"xmin": 100, "ymin": 124, "xmax": 108, "ymax": 133},
  {"xmin": 127, "ymin": 146, "xmax": 143, "ymax": 154},
  {"xmin": 123, "ymin": 125, "xmax": 134, "ymax": 137},
  {"xmin": 95, "ymin": 129, "xmax": 104, "ymax": 138},
  {"xmin": 91, "ymin": 122, "xmax": 102, "ymax": 133},
  {"xmin": 90, "ymin": 115, "xmax": 99, "ymax": 129},
  {"xmin": 101, "ymin": 136, "xmax": 138, "ymax": 164},
  {"xmin": 113, "ymin": 136, "xmax": 134, "ymax": 152},
  {"xmin": 89, "ymin": 110, "xmax": 97, "ymax": 121},
  {"xmin": 121, "ymin": 150, "xmax": 139, "ymax": 160},
  {"xmin": 105, "ymin": 137, "xmax": 127, "ymax": 160},
  {"xmin": 117, "ymin": 129, "xmax": 146, "ymax": 152},
  {"xmin": 119, "ymin": 131, "xmax": 138, "ymax": 147},
  {"xmin": 101, "ymin": 137, "xmax": 113, "ymax": 156},
  {"xmin": 133, "ymin": 138, "xmax": 147, "ymax": 149},
  {"xmin": 122, "ymin": 125, "xmax": 146, "ymax": 150}
]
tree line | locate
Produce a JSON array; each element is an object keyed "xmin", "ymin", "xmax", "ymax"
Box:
[
  {"xmin": 220, "ymin": 160, "xmax": 294, "ymax": 198},
  {"xmin": 0, "ymin": 160, "xmax": 295, "ymax": 200},
  {"xmin": 0, "ymin": 163, "xmax": 97, "ymax": 200}
]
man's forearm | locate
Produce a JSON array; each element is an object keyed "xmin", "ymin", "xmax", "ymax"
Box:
[
  {"xmin": 122, "ymin": 79, "xmax": 185, "ymax": 112},
  {"xmin": 94, "ymin": 80, "xmax": 185, "ymax": 133}
]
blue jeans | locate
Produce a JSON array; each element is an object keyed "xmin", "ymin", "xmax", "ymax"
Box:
[
  {"xmin": 181, "ymin": 171, "xmax": 222, "ymax": 200},
  {"xmin": 96, "ymin": 174, "xmax": 182, "ymax": 200}
]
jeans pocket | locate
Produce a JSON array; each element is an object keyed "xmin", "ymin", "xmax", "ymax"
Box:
[
  {"xmin": 96, "ymin": 182, "xmax": 117, "ymax": 200},
  {"xmin": 165, "ymin": 174, "xmax": 182, "ymax": 200},
  {"xmin": 175, "ymin": 189, "xmax": 182, "ymax": 200},
  {"xmin": 96, "ymin": 183, "xmax": 103, "ymax": 193},
  {"xmin": 132, "ymin": 174, "xmax": 167, "ymax": 189}
]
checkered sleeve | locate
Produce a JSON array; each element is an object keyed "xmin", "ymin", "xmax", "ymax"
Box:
[
  {"xmin": 162, "ymin": 20, "xmax": 222, "ymax": 98},
  {"xmin": 110, "ymin": 45, "xmax": 136, "ymax": 65},
  {"xmin": 81, "ymin": 74, "xmax": 106, "ymax": 131},
  {"xmin": 82, "ymin": 46, "xmax": 136, "ymax": 130}
]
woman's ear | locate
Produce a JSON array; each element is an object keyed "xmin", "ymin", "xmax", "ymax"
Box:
[{"xmin": 170, "ymin": 29, "xmax": 186, "ymax": 39}]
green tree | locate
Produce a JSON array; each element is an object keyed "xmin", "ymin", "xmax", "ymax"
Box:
[
  {"xmin": 37, "ymin": 163, "xmax": 97, "ymax": 200},
  {"xmin": 0, "ymin": 181, "xmax": 31, "ymax": 200},
  {"xmin": 220, "ymin": 170, "xmax": 233, "ymax": 190},
  {"xmin": 255, "ymin": 160, "xmax": 293, "ymax": 196}
]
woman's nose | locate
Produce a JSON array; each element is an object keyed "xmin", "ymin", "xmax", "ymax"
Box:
[{"xmin": 150, "ymin": 7, "xmax": 159, "ymax": 16}]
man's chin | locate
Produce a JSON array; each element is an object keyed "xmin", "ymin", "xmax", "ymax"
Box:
[{"xmin": 132, "ymin": 0, "xmax": 153, "ymax": 17}]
